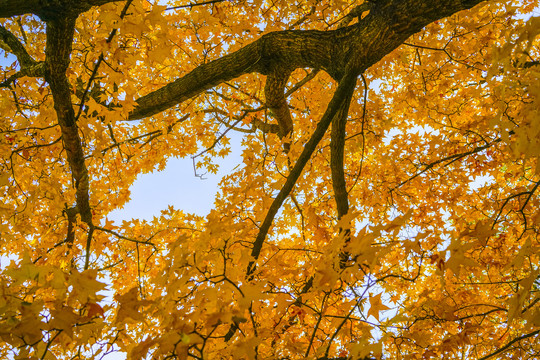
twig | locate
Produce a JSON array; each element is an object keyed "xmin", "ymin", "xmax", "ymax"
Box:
[
  {"xmin": 94, "ymin": 226, "xmax": 157, "ymax": 248},
  {"xmin": 166, "ymin": 0, "xmax": 228, "ymax": 11}
]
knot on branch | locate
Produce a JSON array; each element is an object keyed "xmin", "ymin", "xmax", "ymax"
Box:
[
  {"xmin": 264, "ymin": 67, "xmax": 293, "ymax": 143},
  {"xmin": 337, "ymin": 1, "xmax": 373, "ymax": 29}
]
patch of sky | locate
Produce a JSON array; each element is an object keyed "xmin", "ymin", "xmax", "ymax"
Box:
[{"xmin": 107, "ymin": 129, "xmax": 244, "ymax": 222}]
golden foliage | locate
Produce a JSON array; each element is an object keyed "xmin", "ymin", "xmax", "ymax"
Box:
[{"xmin": 0, "ymin": 0, "xmax": 539, "ymax": 359}]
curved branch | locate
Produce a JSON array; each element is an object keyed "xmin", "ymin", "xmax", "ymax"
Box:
[
  {"xmin": 0, "ymin": 24, "xmax": 44, "ymax": 87},
  {"xmin": 128, "ymin": 29, "xmax": 342, "ymax": 120},
  {"xmin": 478, "ymin": 330, "xmax": 540, "ymax": 360},
  {"xmin": 0, "ymin": 24, "xmax": 35, "ymax": 66}
]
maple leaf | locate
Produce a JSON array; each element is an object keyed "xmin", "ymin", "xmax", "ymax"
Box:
[
  {"xmin": 114, "ymin": 287, "xmax": 153, "ymax": 324},
  {"xmin": 68, "ymin": 269, "xmax": 107, "ymax": 304},
  {"xmin": 49, "ymin": 305, "xmax": 80, "ymax": 339},
  {"xmin": 367, "ymin": 293, "xmax": 391, "ymax": 322}
]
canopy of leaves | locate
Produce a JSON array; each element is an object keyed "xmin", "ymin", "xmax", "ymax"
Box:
[{"xmin": 0, "ymin": 0, "xmax": 539, "ymax": 359}]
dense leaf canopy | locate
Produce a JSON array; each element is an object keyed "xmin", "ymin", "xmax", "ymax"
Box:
[{"xmin": 0, "ymin": 0, "xmax": 539, "ymax": 359}]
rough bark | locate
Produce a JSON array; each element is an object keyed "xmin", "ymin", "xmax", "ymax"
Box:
[
  {"xmin": 0, "ymin": 0, "xmax": 119, "ymax": 19},
  {"xmin": 128, "ymin": 0, "xmax": 486, "ymax": 121},
  {"xmin": 44, "ymin": 16, "xmax": 92, "ymax": 223},
  {"xmin": 0, "ymin": 25, "xmax": 44, "ymax": 87}
]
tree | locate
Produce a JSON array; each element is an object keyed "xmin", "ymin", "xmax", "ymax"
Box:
[{"xmin": 0, "ymin": 0, "xmax": 539, "ymax": 358}]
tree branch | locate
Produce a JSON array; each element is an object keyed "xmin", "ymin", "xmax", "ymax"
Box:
[
  {"xmin": 246, "ymin": 70, "xmax": 358, "ymax": 279},
  {"xmin": 128, "ymin": 0, "xmax": 486, "ymax": 122},
  {"xmin": 0, "ymin": 24, "xmax": 35, "ymax": 66},
  {"xmin": 330, "ymin": 82, "xmax": 354, "ymax": 219},
  {"xmin": 0, "ymin": 0, "xmax": 120, "ymax": 19},
  {"xmin": 265, "ymin": 67, "xmax": 294, "ymax": 139},
  {"xmin": 44, "ymin": 16, "xmax": 92, "ymax": 224},
  {"xmin": 0, "ymin": 24, "xmax": 44, "ymax": 87}
]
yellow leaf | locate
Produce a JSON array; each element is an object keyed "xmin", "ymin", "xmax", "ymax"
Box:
[
  {"xmin": 0, "ymin": 172, "xmax": 9, "ymax": 187},
  {"xmin": 367, "ymin": 293, "xmax": 390, "ymax": 322}
]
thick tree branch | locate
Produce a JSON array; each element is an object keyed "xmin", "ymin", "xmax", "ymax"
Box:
[
  {"xmin": 330, "ymin": 87, "xmax": 353, "ymax": 219},
  {"xmin": 265, "ymin": 67, "xmax": 294, "ymax": 139},
  {"xmin": 128, "ymin": 28, "xmax": 351, "ymax": 120},
  {"xmin": 44, "ymin": 16, "xmax": 92, "ymax": 224},
  {"xmin": 128, "ymin": 0, "xmax": 485, "ymax": 122},
  {"xmin": 0, "ymin": 25, "xmax": 44, "ymax": 87},
  {"xmin": 0, "ymin": 25, "xmax": 35, "ymax": 66},
  {"xmin": 0, "ymin": 0, "xmax": 120, "ymax": 19}
]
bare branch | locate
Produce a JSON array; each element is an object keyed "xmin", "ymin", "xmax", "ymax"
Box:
[
  {"xmin": 95, "ymin": 226, "xmax": 157, "ymax": 248},
  {"xmin": 165, "ymin": 0, "xmax": 228, "ymax": 11}
]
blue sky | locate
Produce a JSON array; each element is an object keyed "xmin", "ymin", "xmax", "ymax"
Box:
[{"xmin": 107, "ymin": 135, "xmax": 243, "ymax": 221}]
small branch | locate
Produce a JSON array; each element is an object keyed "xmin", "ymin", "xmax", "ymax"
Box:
[
  {"xmin": 74, "ymin": 0, "xmax": 133, "ymax": 122},
  {"xmin": 40, "ymin": 330, "xmax": 62, "ymax": 360},
  {"xmin": 519, "ymin": 179, "xmax": 540, "ymax": 213},
  {"xmin": 285, "ymin": 69, "xmax": 320, "ymax": 97},
  {"xmin": 324, "ymin": 295, "xmax": 366, "ymax": 358},
  {"xmin": 165, "ymin": 0, "xmax": 228, "ymax": 11},
  {"xmin": 101, "ymin": 113, "xmax": 189, "ymax": 155},
  {"xmin": 305, "ymin": 292, "xmax": 330, "ymax": 358},
  {"xmin": 192, "ymin": 118, "xmax": 242, "ymax": 159},
  {"xmin": 94, "ymin": 226, "xmax": 157, "ymax": 248},
  {"xmin": 391, "ymin": 138, "xmax": 503, "ymax": 191}
]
